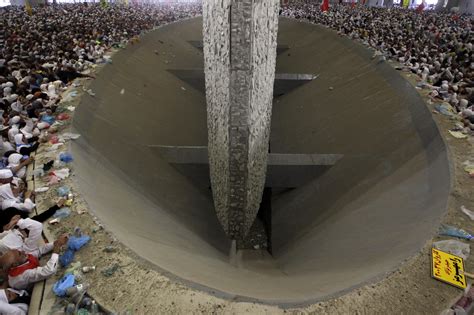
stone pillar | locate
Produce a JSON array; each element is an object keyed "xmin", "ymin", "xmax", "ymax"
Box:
[{"xmin": 203, "ymin": 0, "xmax": 279, "ymax": 240}]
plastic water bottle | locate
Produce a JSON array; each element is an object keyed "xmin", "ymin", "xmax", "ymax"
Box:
[
  {"xmin": 82, "ymin": 266, "xmax": 96, "ymax": 273},
  {"xmin": 91, "ymin": 300, "xmax": 99, "ymax": 314}
]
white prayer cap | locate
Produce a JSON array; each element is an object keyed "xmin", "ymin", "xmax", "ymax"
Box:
[
  {"xmin": 26, "ymin": 94, "xmax": 34, "ymax": 101},
  {"xmin": 6, "ymin": 94, "xmax": 18, "ymax": 103},
  {"xmin": 462, "ymin": 109, "xmax": 474, "ymax": 117},
  {"xmin": 0, "ymin": 169, "xmax": 13, "ymax": 179},
  {"xmin": 10, "ymin": 116, "xmax": 21, "ymax": 124},
  {"xmin": 460, "ymin": 99, "xmax": 469, "ymax": 108}
]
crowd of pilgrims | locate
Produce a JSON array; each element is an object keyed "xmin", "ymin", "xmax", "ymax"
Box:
[
  {"xmin": 0, "ymin": 1, "xmax": 472, "ymax": 313},
  {"xmin": 0, "ymin": 3, "xmax": 201, "ymax": 314},
  {"xmin": 282, "ymin": 2, "xmax": 474, "ymax": 129}
]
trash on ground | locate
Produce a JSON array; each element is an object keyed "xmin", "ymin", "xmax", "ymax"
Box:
[
  {"xmin": 68, "ymin": 235, "xmax": 91, "ymax": 251},
  {"xmin": 57, "ymin": 186, "xmax": 70, "ymax": 197},
  {"xmin": 41, "ymin": 115, "xmax": 56, "ymax": 125},
  {"xmin": 56, "ymin": 113, "xmax": 70, "ymax": 121},
  {"xmin": 43, "ymin": 160, "xmax": 55, "ymax": 171},
  {"xmin": 53, "ymin": 168, "xmax": 70, "ymax": 180},
  {"xmin": 439, "ymin": 224, "xmax": 474, "ymax": 241},
  {"xmin": 60, "ymin": 248, "xmax": 75, "ymax": 267},
  {"xmin": 33, "ymin": 168, "xmax": 45, "ymax": 177},
  {"xmin": 449, "ymin": 130, "xmax": 468, "ymax": 139},
  {"xmin": 53, "ymin": 274, "xmax": 75, "ymax": 297},
  {"xmin": 47, "ymin": 175, "xmax": 60, "ymax": 186},
  {"xmin": 461, "ymin": 206, "xmax": 474, "ymax": 220},
  {"xmin": 463, "ymin": 161, "xmax": 474, "ymax": 176},
  {"xmin": 103, "ymin": 245, "xmax": 116, "ymax": 253},
  {"xmin": 59, "ymin": 152, "xmax": 74, "ymax": 163},
  {"xmin": 53, "ymin": 207, "xmax": 71, "ymax": 219},
  {"xmin": 65, "ymin": 261, "xmax": 82, "ymax": 275},
  {"xmin": 47, "ymin": 143, "xmax": 64, "ymax": 152},
  {"xmin": 61, "ymin": 133, "xmax": 81, "ymax": 140},
  {"xmin": 50, "ymin": 135, "xmax": 60, "ymax": 144},
  {"xmin": 82, "ymin": 266, "xmax": 96, "ymax": 273},
  {"xmin": 49, "ymin": 218, "xmax": 60, "ymax": 225},
  {"xmin": 434, "ymin": 103, "xmax": 455, "ymax": 116},
  {"xmin": 86, "ymin": 89, "xmax": 95, "ymax": 96},
  {"xmin": 433, "ymin": 240, "xmax": 470, "ymax": 259},
  {"xmin": 102, "ymin": 264, "xmax": 119, "ymax": 277},
  {"xmin": 120, "ymin": 88, "xmax": 125, "ymax": 95},
  {"xmin": 34, "ymin": 186, "xmax": 49, "ymax": 193}
]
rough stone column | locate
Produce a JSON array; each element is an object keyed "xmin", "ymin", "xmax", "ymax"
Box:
[{"xmin": 203, "ymin": 0, "xmax": 279, "ymax": 240}]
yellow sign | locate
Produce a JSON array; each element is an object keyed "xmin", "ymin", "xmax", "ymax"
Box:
[
  {"xmin": 432, "ymin": 248, "xmax": 467, "ymax": 289},
  {"xmin": 402, "ymin": 0, "xmax": 409, "ymax": 7}
]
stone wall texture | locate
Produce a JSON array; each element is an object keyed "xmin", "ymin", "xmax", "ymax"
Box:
[{"xmin": 203, "ymin": 0, "xmax": 279, "ymax": 240}]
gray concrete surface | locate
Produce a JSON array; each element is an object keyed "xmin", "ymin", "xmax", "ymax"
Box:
[{"xmin": 70, "ymin": 17, "xmax": 450, "ymax": 305}]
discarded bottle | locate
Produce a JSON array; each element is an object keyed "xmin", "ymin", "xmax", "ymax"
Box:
[
  {"xmin": 91, "ymin": 300, "xmax": 99, "ymax": 314},
  {"xmin": 81, "ymin": 297, "xmax": 92, "ymax": 308},
  {"xmin": 66, "ymin": 283, "xmax": 88, "ymax": 297},
  {"xmin": 82, "ymin": 266, "xmax": 96, "ymax": 273},
  {"xmin": 65, "ymin": 303, "xmax": 76, "ymax": 314},
  {"xmin": 65, "ymin": 261, "xmax": 82, "ymax": 275}
]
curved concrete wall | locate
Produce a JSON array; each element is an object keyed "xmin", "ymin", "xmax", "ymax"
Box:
[{"xmin": 71, "ymin": 17, "xmax": 450, "ymax": 305}]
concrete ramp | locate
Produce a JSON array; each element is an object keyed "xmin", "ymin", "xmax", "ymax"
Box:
[{"xmin": 71, "ymin": 17, "xmax": 450, "ymax": 305}]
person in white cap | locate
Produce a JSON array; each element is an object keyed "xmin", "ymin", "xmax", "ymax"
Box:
[
  {"xmin": 8, "ymin": 125, "xmax": 19, "ymax": 144},
  {"xmin": 0, "ymin": 215, "xmax": 53, "ymax": 258},
  {"xmin": 6, "ymin": 154, "xmax": 33, "ymax": 180},
  {"xmin": 0, "ymin": 170, "xmax": 13, "ymax": 185},
  {"xmin": 0, "ymin": 136, "xmax": 14, "ymax": 158},
  {"xmin": 0, "ymin": 183, "xmax": 35, "ymax": 213},
  {"xmin": 0, "ymin": 233, "xmax": 68, "ymax": 290},
  {"xmin": 13, "ymin": 134, "xmax": 39, "ymax": 156}
]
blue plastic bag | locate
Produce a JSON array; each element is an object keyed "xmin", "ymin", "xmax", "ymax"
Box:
[
  {"xmin": 59, "ymin": 249, "xmax": 75, "ymax": 267},
  {"xmin": 41, "ymin": 115, "xmax": 55, "ymax": 125},
  {"xmin": 53, "ymin": 207, "xmax": 71, "ymax": 219},
  {"xmin": 59, "ymin": 153, "xmax": 74, "ymax": 163},
  {"xmin": 53, "ymin": 274, "xmax": 75, "ymax": 297},
  {"xmin": 68, "ymin": 235, "xmax": 91, "ymax": 251},
  {"xmin": 439, "ymin": 224, "xmax": 474, "ymax": 240},
  {"xmin": 57, "ymin": 186, "xmax": 70, "ymax": 197}
]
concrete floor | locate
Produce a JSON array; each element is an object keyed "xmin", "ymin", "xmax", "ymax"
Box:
[{"xmin": 70, "ymin": 17, "xmax": 450, "ymax": 305}]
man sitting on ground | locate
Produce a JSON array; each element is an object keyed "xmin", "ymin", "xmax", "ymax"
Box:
[{"xmin": 0, "ymin": 234, "xmax": 68, "ymax": 290}]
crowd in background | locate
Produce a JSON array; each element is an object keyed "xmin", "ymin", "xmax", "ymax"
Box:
[
  {"xmin": 0, "ymin": 1, "xmax": 472, "ymax": 313},
  {"xmin": 0, "ymin": 3, "xmax": 200, "ymax": 314},
  {"xmin": 283, "ymin": 2, "xmax": 474, "ymax": 128}
]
